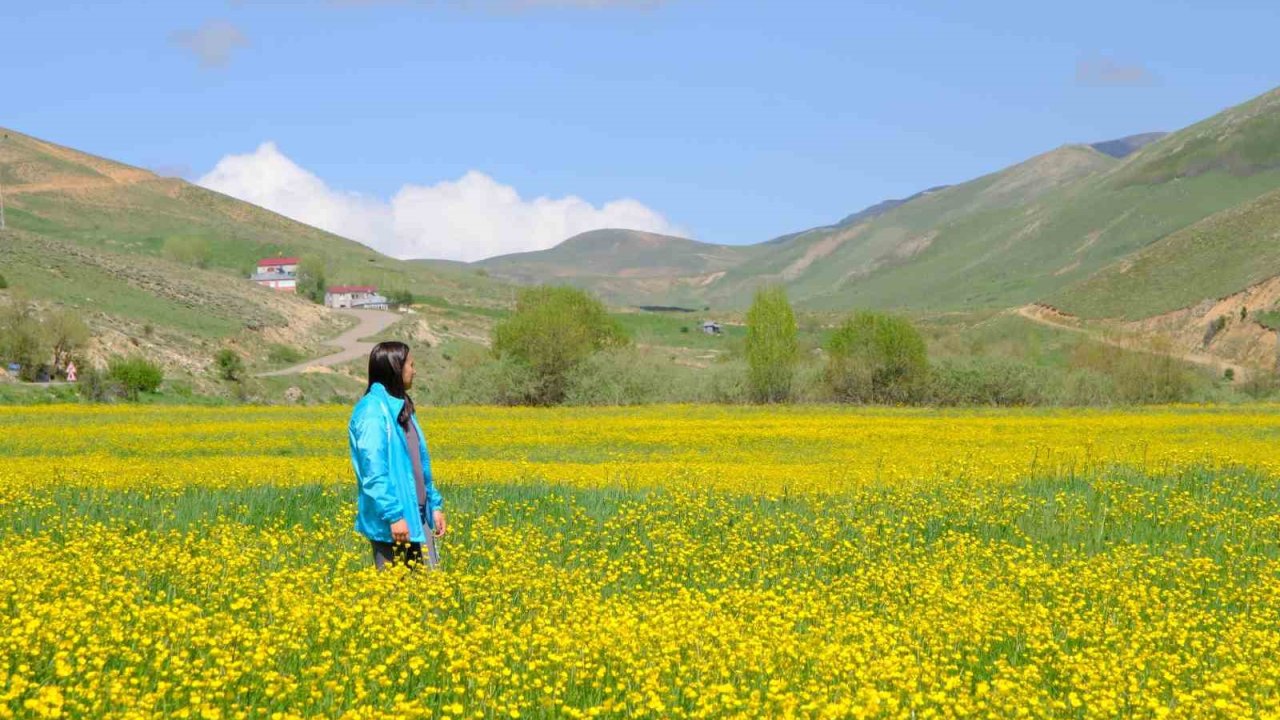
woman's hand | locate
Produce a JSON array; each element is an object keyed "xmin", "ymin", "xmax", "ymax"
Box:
[
  {"xmin": 390, "ymin": 518, "xmax": 410, "ymax": 544},
  {"xmin": 432, "ymin": 510, "xmax": 447, "ymax": 538}
]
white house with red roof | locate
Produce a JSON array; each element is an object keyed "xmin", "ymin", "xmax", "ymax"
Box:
[
  {"xmin": 325, "ymin": 285, "xmax": 389, "ymax": 310},
  {"xmin": 250, "ymin": 256, "xmax": 300, "ymax": 293}
]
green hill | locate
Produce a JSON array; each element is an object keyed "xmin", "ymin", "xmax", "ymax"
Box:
[{"xmin": 472, "ymin": 229, "xmax": 763, "ymax": 307}]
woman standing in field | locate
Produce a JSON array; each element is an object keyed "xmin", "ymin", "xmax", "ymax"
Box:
[{"xmin": 349, "ymin": 341, "xmax": 446, "ymax": 569}]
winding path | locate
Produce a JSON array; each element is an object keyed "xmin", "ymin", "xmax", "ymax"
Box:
[
  {"xmin": 257, "ymin": 309, "xmax": 400, "ymax": 377},
  {"xmin": 1015, "ymin": 304, "xmax": 1252, "ymax": 381}
]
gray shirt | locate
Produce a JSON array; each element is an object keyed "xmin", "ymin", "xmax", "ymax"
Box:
[{"xmin": 404, "ymin": 420, "xmax": 427, "ymax": 507}]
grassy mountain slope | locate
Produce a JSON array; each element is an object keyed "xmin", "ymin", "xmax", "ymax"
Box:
[
  {"xmin": 1055, "ymin": 186, "xmax": 1280, "ymax": 319},
  {"xmin": 721, "ymin": 87, "xmax": 1280, "ymax": 317},
  {"xmin": 706, "ymin": 144, "xmax": 1122, "ymax": 308},
  {"xmin": 0, "ymin": 128, "xmax": 508, "ymax": 379}
]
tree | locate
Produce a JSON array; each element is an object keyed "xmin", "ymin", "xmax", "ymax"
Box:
[
  {"xmin": 45, "ymin": 308, "xmax": 90, "ymax": 374},
  {"xmin": 297, "ymin": 257, "xmax": 327, "ymax": 304},
  {"xmin": 0, "ymin": 293, "xmax": 48, "ymax": 381},
  {"xmin": 825, "ymin": 311, "xmax": 928, "ymax": 403},
  {"xmin": 744, "ymin": 285, "xmax": 798, "ymax": 403},
  {"xmin": 162, "ymin": 236, "xmax": 212, "ymax": 268},
  {"xmin": 214, "ymin": 348, "xmax": 245, "ymax": 382},
  {"xmin": 492, "ymin": 285, "xmax": 628, "ymax": 405}
]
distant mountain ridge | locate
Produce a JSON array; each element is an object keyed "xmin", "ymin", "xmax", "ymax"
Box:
[{"xmin": 442, "ymin": 86, "xmax": 1280, "ymax": 322}]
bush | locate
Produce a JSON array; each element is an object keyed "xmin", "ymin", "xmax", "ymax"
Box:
[
  {"xmin": 492, "ymin": 286, "xmax": 629, "ymax": 405},
  {"xmin": 1202, "ymin": 315, "xmax": 1228, "ymax": 346},
  {"xmin": 825, "ymin": 312, "xmax": 928, "ymax": 403},
  {"xmin": 1238, "ymin": 372, "xmax": 1280, "ymax": 400},
  {"xmin": 214, "ymin": 348, "xmax": 245, "ymax": 382},
  {"xmin": 745, "ymin": 285, "xmax": 798, "ymax": 403},
  {"xmin": 106, "ymin": 355, "xmax": 163, "ymax": 400},
  {"xmin": 0, "ymin": 274, "xmax": 7, "ymax": 289},
  {"xmin": 1069, "ymin": 340, "xmax": 1198, "ymax": 404},
  {"xmin": 77, "ymin": 364, "xmax": 124, "ymax": 403},
  {"xmin": 563, "ymin": 347, "xmax": 672, "ymax": 406},
  {"xmin": 925, "ymin": 357, "xmax": 1054, "ymax": 406},
  {"xmin": 1057, "ymin": 369, "xmax": 1117, "ymax": 407},
  {"xmin": 429, "ymin": 352, "xmax": 540, "ymax": 406}
]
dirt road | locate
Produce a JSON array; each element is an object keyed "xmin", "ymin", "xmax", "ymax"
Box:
[
  {"xmin": 1015, "ymin": 304, "xmax": 1251, "ymax": 381},
  {"xmin": 257, "ymin": 309, "xmax": 400, "ymax": 377}
]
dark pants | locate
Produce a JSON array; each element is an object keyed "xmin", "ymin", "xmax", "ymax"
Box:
[{"xmin": 371, "ymin": 504, "xmax": 439, "ymax": 570}]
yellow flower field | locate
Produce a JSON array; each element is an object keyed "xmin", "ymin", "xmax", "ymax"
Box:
[{"xmin": 2, "ymin": 404, "xmax": 1280, "ymax": 718}]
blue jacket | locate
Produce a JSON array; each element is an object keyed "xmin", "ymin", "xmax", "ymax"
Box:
[{"xmin": 349, "ymin": 383, "xmax": 443, "ymax": 544}]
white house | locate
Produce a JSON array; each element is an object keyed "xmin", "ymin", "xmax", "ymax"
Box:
[
  {"xmin": 250, "ymin": 256, "xmax": 299, "ymax": 293},
  {"xmin": 325, "ymin": 285, "xmax": 389, "ymax": 310}
]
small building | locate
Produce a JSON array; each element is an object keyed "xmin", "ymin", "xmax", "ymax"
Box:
[
  {"xmin": 702, "ymin": 320, "xmax": 722, "ymax": 335},
  {"xmin": 250, "ymin": 256, "xmax": 300, "ymax": 293},
  {"xmin": 325, "ymin": 285, "xmax": 389, "ymax": 310}
]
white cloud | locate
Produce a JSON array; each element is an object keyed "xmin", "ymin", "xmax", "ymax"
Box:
[
  {"xmin": 197, "ymin": 142, "xmax": 684, "ymax": 261},
  {"xmin": 171, "ymin": 20, "xmax": 250, "ymax": 69}
]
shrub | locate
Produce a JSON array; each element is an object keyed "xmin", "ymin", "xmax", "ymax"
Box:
[
  {"xmin": 1069, "ymin": 340, "xmax": 1198, "ymax": 404},
  {"xmin": 825, "ymin": 311, "xmax": 928, "ymax": 403},
  {"xmin": 106, "ymin": 355, "xmax": 163, "ymax": 400},
  {"xmin": 744, "ymin": 285, "xmax": 797, "ymax": 403},
  {"xmin": 77, "ymin": 365, "xmax": 124, "ymax": 403},
  {"xmin": 429, "ymin": 352, "xmax": 540, "ymax": 406},
  {"xmin": 492, "ymin": 286, "xmax": 628, "ymax": 405},
  {"xmin": 925, "ymin": 357, "xmax": 1053, "ymax": 406},
  {"xmin": 1202, "ymin": 315, "xmax": 1228, "ymax": 346},
  {"xmin": 214, "ymin": 348, "xmax": 245, "ymax": 382},
  {"xmin": 0, "ymin": 274, "xmax": 7, "ymax": 289},
  {"xmin": 1057, "ymin": 369, "xmax": 1117, "ymax": 407},
  {"xmin": 1238, "ymin": 372, "xmax": 1280, "ymax": 400},
  {"xmin": 563, "ymin": 347, "xmax": 671, "ymax": 406}
]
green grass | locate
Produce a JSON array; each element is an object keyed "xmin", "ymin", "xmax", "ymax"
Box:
[
  {"xmin": 1052, "ymin": 185, "xmax": 1280, "ymax": 318},
  {"xmin": 611, "ymin": 310, "xmax": 745, "ymax": 349}
]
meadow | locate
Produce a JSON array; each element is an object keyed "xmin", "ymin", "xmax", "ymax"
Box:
[{"xmin": 3, "ymin": 404, "xmax": 1280, "ymax": 718}]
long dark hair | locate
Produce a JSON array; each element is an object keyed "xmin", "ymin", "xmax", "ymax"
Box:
[{"xmin": 366, "ymin": 341, "xmax": 414, "ymax": 429}]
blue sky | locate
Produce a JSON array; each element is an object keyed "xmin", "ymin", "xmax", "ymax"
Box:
[{"xmin": 3, "ymin": 1, "xmax": 1278, "ymax": 260}]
